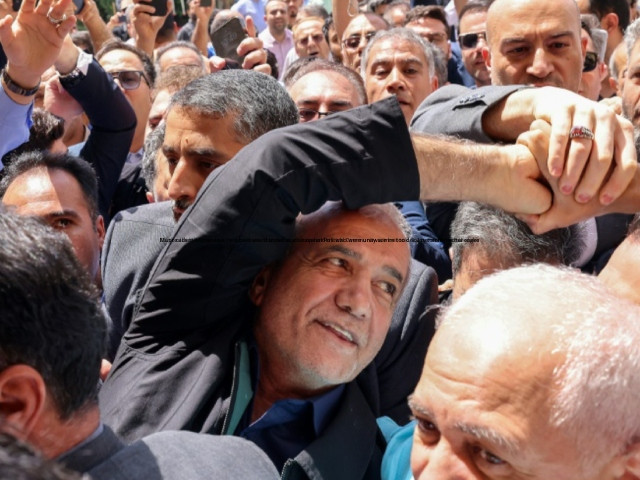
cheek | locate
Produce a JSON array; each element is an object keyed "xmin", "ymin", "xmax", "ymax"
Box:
[{"xmin": 410, "ymin": 432, "xmax": 430, "ymax": 478}]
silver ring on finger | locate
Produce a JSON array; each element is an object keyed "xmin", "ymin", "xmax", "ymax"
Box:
[{"xmin": 569, "ymin": 125, "xmax": 594, "ymax": 141}]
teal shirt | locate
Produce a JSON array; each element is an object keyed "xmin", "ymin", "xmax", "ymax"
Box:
[{"xmin": 377, "ymin": 417, "xmax": 415, "ymax": 480}]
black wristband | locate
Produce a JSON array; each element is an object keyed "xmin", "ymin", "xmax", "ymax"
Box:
[{"xmin": 1, "ymin": 68, "xmax": 40, "ymax": 97}]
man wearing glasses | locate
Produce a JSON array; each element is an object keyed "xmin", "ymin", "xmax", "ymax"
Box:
[
  {"xmin": 456, "ymin": 0, "xmax": 490, "ymax": 88},
  {"xmin": 340, "ymin": 13, "xmax": 389, "ymax": 71},
  {"xmin": 96, "ymin": 41, "xmax": 155, "ymax": 165}
]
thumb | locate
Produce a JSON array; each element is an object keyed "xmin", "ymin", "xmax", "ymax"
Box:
[{"xmin": 0, "ymin": 14, "xmax": 14, "ymax": 44}]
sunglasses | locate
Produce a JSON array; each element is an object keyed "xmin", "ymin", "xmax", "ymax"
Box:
[
  {"xmin": 583, "ymin": 51, "xmax": 598, "ymax": 73},
  {"xmin": 298, "ymin": 108, "xmax": 338, "ymax": 122},
  {"xmin": 109, "ymin": 70, "xmax": 149, "ymax": 90},
  {"xmin": 342, "ymin": 31, "xmax": 376, "ymax": 50},
  {"xmin": 458, "ymin": 31, "xmax": 487, "ymax": 49}
]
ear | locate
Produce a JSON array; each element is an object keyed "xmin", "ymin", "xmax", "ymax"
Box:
[
  {"xmin": 607, "ymin": 441, "xmax": 640, "ymax": 479},
  {"xmin": 145, "ymin": 191, "xmax": 155, "ymax": 203},
  {"xmin": 581, "ymin": 35, "xmax": 588, "ymax": 59},
  {"xmin": 431, "ymin": 74, "xmax": 439, "ymax": 91},
  {"xmin": 0, "ymin": 365, "xmax": 47, "ymax": 441},
  {"xmin": 601, "ymin": 12, "xmax": 620, "ymax": 35},
  {"xmin": 95, "ymin": 214, "xmax": 106, "ymax": 251},
  {"xmin": 249, "ymin": 265, "xmax": 274, "ymax": 307},
  {"xmin": 598, "ymin": 62, "xmax": 609, "ymax": 82},
  {"xmin": 482, "ymin": 46, "xmax": 491, "ymax": 67}
]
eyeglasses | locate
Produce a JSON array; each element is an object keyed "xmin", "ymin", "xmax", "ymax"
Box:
[
  {"xmin": 342, "ymin": 31, "xmax": 377, "ymax": 50},
  {"xmin": 108, "ymin": 70, "xmax": 149, "ymax": 90},
  {"xmin": 458, "ymin": 31, "xmax": 487, "ymax": 49},
  {"xmin": 583, "ymin": 51, "xmax": 598, "ymax": 73},
  {"xmin": 298, "ymin": 108, "xmax": 337, "ymax": 122},
  {"xmin": 421, "ymin": 31, "xmax": 448, "ymax": 44}
]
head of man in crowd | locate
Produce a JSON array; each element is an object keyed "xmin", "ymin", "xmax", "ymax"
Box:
[
  {"xmin": 609, "ymin": 41, "xmax": 628, "ymax": 96},
  {"xmin": 155, "ymin": 41, "xmax": 207, "ymax": 74},
  {"xmin": 286, "ymin": 59, "xmax": 367, "ymax": 122},
  {"xmin": 410, "ymin": 263, "xmax": 640, "ymax": 479},
  {"xmin": 341, "ymin": 13, "xmax": 389, "ymax": 71},
  {"xmin": 0, "ymin": 152, "xmax": 105, "ymax": 286},
  {"xmin": 599, "ymin": 214, "xmax": 640, "ymax": 305},
  {"xmin": 621, "ymin": 18, "xmax": 640, "ymax": 143},
  {"xmin": 576, "ymin": 0, "xmax": 630, "ymax": 61},
  {"xmin": 578, "ymin": 18, "xmax": 609, "ymax": 101},
  {"xmin": 146, "ymin": 65, "xmax": 206, "ymax": 137},
  {"xmin": 362, "ymin": 28, "xmax": 438, "ymax": 124},
  {"xmin": 141, "ymin": 123, "xmax": 171, "ymax": 203},
  {"xmin": 0, "ymin": 211, "xmax": 105, "ymax": 459},
  {"xmin": 485, "ymin": 0, "xmax": 585, "ymax": 92},
  {"xmin": 163, "ymin": 70, "xmax": 298, "ymax": 221},
  {"xmin": 264, "ymin": 0, "xmax": 288, "ymax": 39},
  {"xmin": 96, "ymin": 41, "xmax": 156, "ymax": 154},
  {"xmin": 292, "ymin": 16, "xmax": 330, "ymax": 59},
  {"xmin": 450, "ymin": 202, "xmax": 582, "ymax": 299},
  {"xmin": 249, "ymin": 202, "xmax": 411, "ymax": 404},
  {"xmin": 383, "ymin": 1, "xmax": 410, "ymax": 27},
  {"xmin": 404, "ymin": 6, "xmax": 451, "ymax": 60},
  {"xmin": 323, "ymin": 16, "xmax": 343, "ymax": 63},
  {"xmin": 457, "ymin": 0, "xmax": 490, "ymax": 87},
  {"xmin": 285, "ymin": 0, "xmax": 303, "ymax": 28}
]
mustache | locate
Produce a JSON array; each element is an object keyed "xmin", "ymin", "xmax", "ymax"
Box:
[{"xmin": 173, "ymin": 197, "xmax": 192, "ymax": 211}]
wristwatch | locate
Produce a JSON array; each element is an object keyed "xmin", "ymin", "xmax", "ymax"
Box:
[
  {"xmin": 1, "ymin": 68, "xmax": 40, "ymax": 97},
  {"xmin": 59, "ymin": 50, "xmax": 93, "ymax": 89}
]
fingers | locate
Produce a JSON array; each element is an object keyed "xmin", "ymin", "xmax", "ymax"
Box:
[
  {"xmin": 253, "ymin": 63, "xmax": 272, "ymax": 76},
  {"xmin": 245, "ymin": 14, "xmax": 256, "ymax": 38},
  {"xmin": 597, "ymin": 117, "xmax": 637, "ymax": 205},
  {"xmin": 238, "ymin": 36, "xmax": 267, "ymax": 70},
  {"xmin": 559, "ymin": 115, "xmax": 598, "ymax": 198},
  {"xmin": 207, "ymin": 55, "xmax": 226, "ymax": 73},
  {"xmin": 0, "ymin": 14, "xmax": 13, "ymax": 40},
  {"xmin": 546, "ymin": 103, "xmax": 572, "ymax": 178}
]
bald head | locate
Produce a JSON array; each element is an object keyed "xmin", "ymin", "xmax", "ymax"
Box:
[
  {"xmin": 485, "ymin": 0, "xmax": 584, "ymax": 91},
  {"xmin": 411, "ymin": 264, "xmax": 640, "ymax": 479}
]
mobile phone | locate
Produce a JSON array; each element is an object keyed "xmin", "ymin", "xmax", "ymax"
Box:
[
  {"xmin": 200, "ymin": 0, "xmax": 211, "ymax": 6},
  {"xmin": 12, "ymin": 0, "xmax": 21, "ymax": 12},
  {"xmin": 72, "ymin": 0, "xmax": 85, "ymax": 14},
  {"xmin": 141, "ymin": 0, "xmax": 167, "ymax": 16},
  {"xmin": 211, "ymin": 17, "xmax": 247, "ymax": 64},
  {"xmin": 118, "ymin": 13, "xmax": 127, "ymax": 22}
]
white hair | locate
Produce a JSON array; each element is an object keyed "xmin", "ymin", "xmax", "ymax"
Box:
[{"xmin": 440, "ymin": 264, "xmax": 640, "ymax": 473}]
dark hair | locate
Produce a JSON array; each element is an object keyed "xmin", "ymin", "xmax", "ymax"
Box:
[
  {"xmin": 155, "ymin": 40, "xmax": 206, "ymax": 72},
  {"xmin": 405, "ymin": 5, "xmax": 450, "ymax": 36},
  {"xmin": 1, "ymin": 109, "xmax": 65, "ymax": 168},
  {"xmin": 71, "ymin": 30, "xmax": 94, "ymax": 55},
  {"xmin": 450, "ymin": 202, "xmax": 583, "ymax": 275},
  {"xmin": 285, "ymin": 58, "xmax": 368, "ymax": 104},
  {"xmin": 586, "ymin": 0, "xmax": 630, "ymax": 32},
  {"xmin": 95, "ymin": 40, "xmax": 157, "ymax": 87},
  {"xmin": 154, "ymin": 64, "xmax": 207, "ymax": 96},
  {"xmin": 0, "ymin": 211, "xmax": 105, "ymax": 419},
  {"xmin": 169, "ymin": 69, "xmax": 299, "ymax": 143},
  {"xmin": 281, "ymin": 55, "xmax": 319, "ymax": 84},
  {"xmin": 458, "ymin": 0, "xmax": 490, "ymax": 23},
  {"xmin": 0, "ymin": 151, "xmax": 100, "ymax": 222},
  {"xmin": 298, "ymin": 4, "xmax": 329, "ymax": 19}
]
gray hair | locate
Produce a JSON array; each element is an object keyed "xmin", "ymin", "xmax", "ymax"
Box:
[
  {"xmin": 168, "ymin": 69, "xmax": 299, "ymax": 144},
  {"xmin": 450, "ymin": 202, "xmax": 583, "ymax": 275},
  {"xmin": 625, "ymin": 17, "xmax": 640, "ymax": 58},
  {"xmin": 581, "ymin": 14, "xmax": 607, "ymax": 62},
  {"xmin": 155, "ymin": 40, "xmax": 206, "ymax": 73},
  {"xmin": 361, "ymin": 27, "xmax": 435, "ymax": 79},
  {"xmin": 440, "ymin": 263, "xmax": 640, "ymax": 473},
  {"xmin": 141, "ymin": 122, "xmax": 165, "ymax": 195}
]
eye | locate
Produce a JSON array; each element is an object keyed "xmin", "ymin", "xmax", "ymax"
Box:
[
  {"xmin": 198, "ymin": 161, "xmax": 216, "ymax": 171},
  {"xmin": 376, "ymin": 280, "xmax": 396, "ymax": 297},
  {"xmin": 549, "ymin": 41, "xmax": 569, "ymax": 50},
  {"xmin": 412, "ymin": 416, "xmax": 441, "ymax": 444},
  {"xmin": 52, "ymin": 218, "xmax": 72, "ymax": 229},
  {"xmin": 474, "ymin": 446, "xmax": 506, "ymax": 466},
  {"xmin": 374, "ymin": 67, "xmax": 390, "ymax": 77},
  {"xmin": 506, "ymin": 45, "xmax": 528, "ymax": 56},
  {"xmin": 327, "ymin": 257, "xmax": 347, "ymax": 268}
]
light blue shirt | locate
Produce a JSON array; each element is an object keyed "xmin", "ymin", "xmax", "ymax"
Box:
[
  {"xmin": 231, "ymin": 0, "xmax": 268, "ymax": 33},
  {"xmin": 0, "ymin": 85, "xmax": 32, "ymax": 167}
]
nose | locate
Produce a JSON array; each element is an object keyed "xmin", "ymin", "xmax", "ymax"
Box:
[
  {"xmin": 413, "ymin": 440, "xmax": 479, "ymax": 480},
  {"xmin": 527, "ymin": 47, "xmax": 554, "ymax": 79},
  {"xmin": 335, "ymin": 274, "xmax": 373, "ymax": 320},
  {"xmin": 167, "ymin": 159, "xmax": 198, "ymax": 203},
  {"xmin": 385, "ymin": 68, "xmax": 406, "ymax": 93}
]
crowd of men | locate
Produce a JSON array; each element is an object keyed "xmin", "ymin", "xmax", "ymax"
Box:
[{"xmin": 1, "ymin": 0, "xmax": 640, "ymax": 478}]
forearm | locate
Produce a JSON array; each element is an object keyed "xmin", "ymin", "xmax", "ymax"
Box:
[
  {"xmin": 192, "ymin": 17, "xmax": 209, "ymax": 56},
  {"xmin": 332, "ymin": 0, "xmax": 351, "ymax": 45},
  {"xmin": 482, "ymin": 87, "xmax": 539, "ymax": 142},
  {"xmin": 81, "ymin": 11, "xmax": 115, "ymax": 52}
]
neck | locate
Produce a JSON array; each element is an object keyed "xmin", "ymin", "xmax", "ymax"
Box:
[
  {"xmin": 62, "ymin": 118, "xmax": 86, "ymax": 147},
  {"xmin": 271, "ymin": 28, "xmax": 286, "ymax": 42},
  {"xmin": 130, "ymin": 125, "xmax": 145, "ymax": 153},
  {"xmin": 33, "ymin": 405, "xmax": 101, "ymax": 459}
]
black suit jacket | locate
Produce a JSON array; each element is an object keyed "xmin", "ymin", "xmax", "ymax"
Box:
[{"xmin": 99, "ymin": 98, "xmax": 435, "ymax": 477}]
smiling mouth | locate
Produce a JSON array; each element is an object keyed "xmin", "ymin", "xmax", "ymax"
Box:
[{"xmin": 317, "ymin": 321, "xmax": 357, "ymax": 345}]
